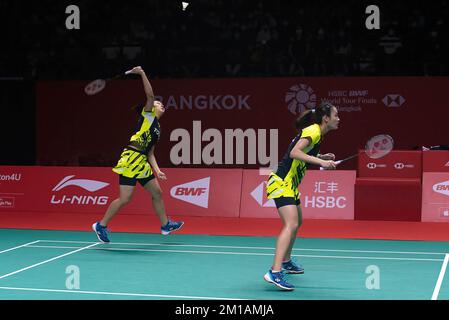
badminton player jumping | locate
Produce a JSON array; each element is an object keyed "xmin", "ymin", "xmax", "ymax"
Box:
[
  {"xmin": 264, "ymin": 101, "xmax": 340, "ymax": 290},
  {"xmin": 92, "ymin": 66, "xmax": 184, "ymax": 243}
]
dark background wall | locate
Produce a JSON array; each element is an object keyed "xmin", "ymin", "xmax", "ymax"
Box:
[{"xmin": 1, "ymin": 0, "xmax": 448, "ymax": 166}]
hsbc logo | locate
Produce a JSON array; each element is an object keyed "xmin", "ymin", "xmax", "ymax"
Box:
[
  {"xmin": 383, "ymin": 94, "xmax": 405, "ymax": 107},
  {"xmin": 394, "ymin": 163, "xmax": 405, "ymax": 169},
  {"xmin": 394, "ymin": 162, "xmax": 415, "ymax": 170},
  {"xmin": 433, "ymin": 180, "xmax": 449, "ymax": 196},
  {"xmin": 367, "ymin": 163, "xmax": 377, "ymax": 169},
  {"xmin": 445, "ymin": 161, "xmax": 449, "ymax": 167},
  {"xmin": 51, "ymin": 175, "xmax": 110, "ymax": 205},
  {"xmin": 251, "ymin": 182, "xmax": 275, "ymax": 207},
  {"xmin": 366, "ymin": 163, "xmax": 387, "ymax": 169},
  {"xmin": 170, "ymin": 177, "xmax": 210, "ymax": 208}
]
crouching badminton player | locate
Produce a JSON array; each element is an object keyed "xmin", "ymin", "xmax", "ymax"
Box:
[{"xmin": 264, "ymin": 101, "xmax": 340, "ymax": 290}]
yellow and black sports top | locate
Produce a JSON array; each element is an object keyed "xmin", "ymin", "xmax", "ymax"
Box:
[
  {"xmin": 274, "ymin": 123, "xmax": 321, "ymax": 189},
  {"xmin": 128, "ymin": 107, "xmax": 161, "ymax": 154}
]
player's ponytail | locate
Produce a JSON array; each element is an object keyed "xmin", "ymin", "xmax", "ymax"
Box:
[
  {"xmin": 295, "ymin": 101, "xmax": 335, "ymax": 130},
  {"xmin": 295, "ymin": 109, "xmax": 315, "ymax": 130}
]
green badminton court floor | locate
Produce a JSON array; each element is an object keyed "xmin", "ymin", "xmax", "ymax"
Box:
[{"xmin": 0, "ymin": 228, "xmax": 448, "ymax": 300}]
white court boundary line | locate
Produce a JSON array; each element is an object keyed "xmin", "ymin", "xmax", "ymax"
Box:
[
  {"xmin": 0, "ymin": 286, "xmax": 247, "ymax": 300},
  {"xmin": 432, "ymin": 254, "xmax": 449, "ymax": 300},
  {"xmin": 0, "ymin": 242, "xmax": 99, "ymax": 280},
  {"xmin": 0, "ymin": 240, "xmax": 40, "ymax": 254},
  {"xmin": 1, "ymin": 239, "xmax": 446, "ymax": 300},
  {"xmin": 26, "ymin": 245, "xmax": 444, "ymax": 262},
  {"xmin": 37, "ymin": 240, "xmax": 448, "ymax": 256}
]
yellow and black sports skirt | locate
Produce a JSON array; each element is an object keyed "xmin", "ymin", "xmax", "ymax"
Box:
[
  {"xmin": 112, "ymin": 149, "xmax": 154, "ymax": 186},
  {"xmin": 266, "ymin": 173, "xmax": 301, "ymax": 208}
]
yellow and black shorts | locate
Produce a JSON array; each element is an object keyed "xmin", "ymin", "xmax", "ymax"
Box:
[
  {"xmin": 266, "ymin": 173, "xmax": 301, "ymax": 209},
  {"xmin": 112, "ymin": 149, "xmax": 154, "ymax": 186}
]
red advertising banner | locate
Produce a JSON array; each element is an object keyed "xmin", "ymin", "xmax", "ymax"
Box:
[
  {"xmin": 0, "ymin": 166, "xmax": 115, "ymax": 214},
  {"xmin": 0, "ymin": 166, "xmax": 242, "ymax": 218},
  {"xmin": 240, "ymin": 170, "xmax": 356, "ymax": 219},
  {"xmin": 358, "ymin": 150, "xmax": 422, "ymax": 178},
  {"xmin": 36, "ymin": 77, "xmax": 449, "ymax": 171},
  {"xmin": 421, "ymin": 173, "xmax": 449, "ymax": 222},
  {"xmin": 156, "ymin": 168, "xmax": 243, "ymax": 217},
  {"xmin": 423, "ymin": 151, "xmax": 449, "ymax": 172}
]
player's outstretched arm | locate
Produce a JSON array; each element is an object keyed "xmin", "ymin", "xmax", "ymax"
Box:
[{"xmin": 126, "ymin": 66, "xmax": 155, "ymax": 111}]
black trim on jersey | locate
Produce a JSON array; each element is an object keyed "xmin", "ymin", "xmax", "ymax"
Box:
[
  {"xmin": 144, "ymin": 117, "xmax": 161, "ymax": 154},
  {"xmin": 133, "ymin": 114, "xmax": 145, "ymax": 133},
  {"xmin": 275, "ymin": 132, "xmax": 321, "ymax": 180},
  {"xmin": 275, "ymin": 134, "xmax": 301, "ymax": 179}
]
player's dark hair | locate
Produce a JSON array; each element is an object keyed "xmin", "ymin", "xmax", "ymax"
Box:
[{"xmin": 295, "ymin": 101, "xmax": 335, "ymax": 130}]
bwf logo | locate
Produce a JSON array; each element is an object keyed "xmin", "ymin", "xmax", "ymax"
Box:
[
  {"xmin": 170, "ymin": 177, "xmax": 210, "ymax": 208},
  {"xmin": 433, "ymin": 181, "xmax": 449, "ymax": 196},
  {"xmin": 285, "ymin": 84, "xmax": 317, "ymax": 115}
]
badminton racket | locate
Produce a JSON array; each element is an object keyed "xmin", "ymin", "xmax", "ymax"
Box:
[
  {"xmin": 336, "ymin": 134, "xmax": 394, "ymax": 164},
  {"xmin": 84, "ymin": 71, "xmax": 132, "ymax": 96},
  {"xmin": 322, "ymin": 134, "xmax": 394, "ymax": 169}
]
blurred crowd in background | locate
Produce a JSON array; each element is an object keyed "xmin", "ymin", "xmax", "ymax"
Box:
[
  {"xmin": 1, "ymin": 0, "xmax": 448, "ymax": 80},
  {"xmin": 1, "ymin": 0, "xmax": 448, "ymax": 165}
]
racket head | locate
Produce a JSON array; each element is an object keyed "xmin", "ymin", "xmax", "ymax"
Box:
[
  {"xmin": 84, "ymin": 79, "xmax": 106, "ymax": 96},
  {"xmin": 365, "ymin": 134, "xmax": 394, "ymax": 159}
]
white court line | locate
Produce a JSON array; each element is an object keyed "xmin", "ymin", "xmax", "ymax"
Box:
[
  {"xmin": 432, "ymin": 254, "xmax": 449, "ymax": 300},
  {"xmin": 27, "ymin": 245, "xmax": 444, "ymax": 262},
  {"xmin": 0, "ymin": 241, "xmax": 40, "ymax": 254},
  {"xmin": 0, "ymin": 286, "xmax": 246, "ymax": 300},
  {"xmin": 37, "ymin": 239, "xmax": 448, "ymax": 256},
  {"xmin": 0, "ymin": 242, "xmax": 99, "ymax": 280}
]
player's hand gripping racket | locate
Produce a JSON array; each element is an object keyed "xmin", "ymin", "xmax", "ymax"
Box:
[{"xmin": 335, "ymin": 134, "xmax": 394, "ymax": 165}]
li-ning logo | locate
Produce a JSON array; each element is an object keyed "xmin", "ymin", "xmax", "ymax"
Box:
[
  {"xmin": 382, "ymin": 94, "xmax": 405, "ymax": 107},
  {"xmin": 52, "ymin": 175, "xmax": 109, "ymax": 192},
  {"xmin": 170, "ymin": 177, "xmax": 210, "ymax": 208},
  {"xmin": 433, "ymin": 180, "xmax": 449, "ymax": 196},
  {"xmin": 285, "ymin": 84, "xmax": 317, "ymax": 115},
  {"xmin": 51, "ymin": 175, "xmax": 110, "ymax": 205},
  {"xmin": 251, "ymin": 181, "xmax": 275, "ymax": 207}
]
